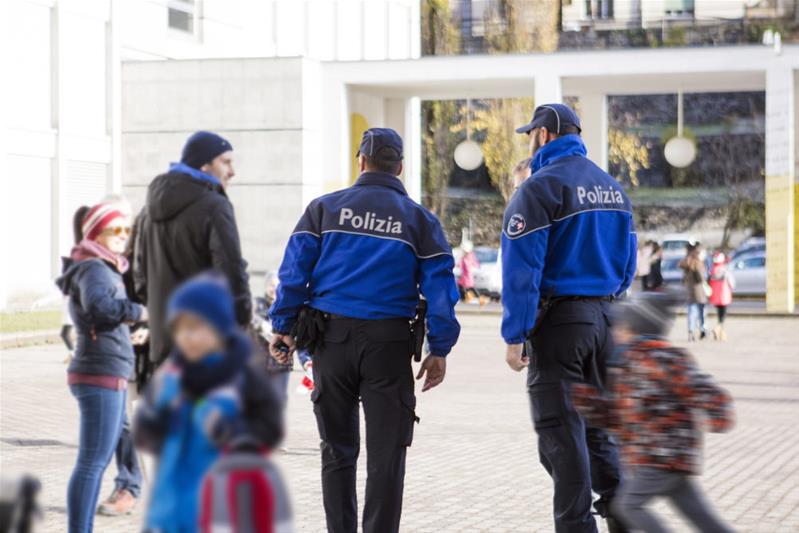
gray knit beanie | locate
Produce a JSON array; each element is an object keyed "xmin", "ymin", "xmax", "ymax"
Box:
[{"xmin": 612, "ymin": 291, "xmax": 681, "ymax": 337}]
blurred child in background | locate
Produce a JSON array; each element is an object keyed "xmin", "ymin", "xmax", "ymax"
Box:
[
  {"xmin": 708, "ymin": 252, "xmax": 735, "ymax": 341},
  {"xmin": 134, "ymin": 274, "xmax": 283, "ymax": 532},
  {"xmin": 572, "ymin": 292, "xmax": 735, "ymax": 533},
  {"xmin": 457, "ymin": 241, "xmax": 480, "ymax": 303}
]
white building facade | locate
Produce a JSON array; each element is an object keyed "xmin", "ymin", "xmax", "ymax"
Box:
[
  {"xmin": 0, "ymin": 0, "xmax": 418, "ymax": 310},
  {"xmin": 1, "ymin": 0, "xmax": 796, "ymax": 313}
]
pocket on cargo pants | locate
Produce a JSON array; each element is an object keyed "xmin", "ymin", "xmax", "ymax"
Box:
[
  {"xmin": 528, "ymin": 382, "xmax": 569, "ymax": 458},
  {"xmin": 310, "ymin": 387, "xmax": 327, "ymax": 441}
]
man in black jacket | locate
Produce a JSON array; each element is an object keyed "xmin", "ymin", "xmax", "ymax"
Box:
[{"xmin": 133, "ymin": 131, "xmax": 251, "ymax": 372}]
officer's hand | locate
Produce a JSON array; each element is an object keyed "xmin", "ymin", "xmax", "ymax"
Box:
[
  {"xmin": 416, "ymin": 355, "xmax": 446, "ymax": 392},
  {"xmin": 505, "ymin": 343, "xmax": 529, "ymax": 372},
  {"xmin": 269, "ymin": 334, "xmax": 295, "ymax": 363}
]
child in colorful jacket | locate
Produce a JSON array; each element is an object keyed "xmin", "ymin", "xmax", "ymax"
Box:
[
  {"xmin": 134, "ymin": 274, "xmax": 283, "ymax": 533},
  {"xmin": 572, "ymin": 291, "xmax": 735, "ymax": 533}
]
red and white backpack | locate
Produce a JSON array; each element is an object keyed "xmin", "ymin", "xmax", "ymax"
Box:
[{"xmin": 199, "ymin": 451, "xmax": 292, "ymax": 533}]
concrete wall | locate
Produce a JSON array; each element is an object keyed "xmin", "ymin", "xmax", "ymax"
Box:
[{"xmin": 121, "ymin": 57, "xmax": 310, "ymax": 278}]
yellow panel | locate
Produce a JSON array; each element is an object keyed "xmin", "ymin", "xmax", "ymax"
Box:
[
  {"xmin": 765, "ymin": 174, "xmax": 796, "ymax": 312},
  {"xmin": 350, "ymin": 113, "xmax": 370, "ymax": 186},
  {"xmin": 795, "ymin": 184, "xmax": 799, "ymax": 305}
]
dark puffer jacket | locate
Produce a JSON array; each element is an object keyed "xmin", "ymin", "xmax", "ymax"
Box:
[
  {"xmin": 56, "ymin": 258, "xmax": 143, "ymax": 379},
  {"xmin": 133, "ymin": 170, "xmax": 251, "ymax": 368}
]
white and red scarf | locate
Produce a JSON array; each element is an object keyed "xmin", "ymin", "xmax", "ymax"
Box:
[{"xmin": 71, "ymin": 239, "xmax": 129, "ymax": 273}]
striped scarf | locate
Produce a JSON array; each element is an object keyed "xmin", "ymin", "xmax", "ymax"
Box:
[{"xmin": 71, "ymin": 239, "xmax": 129, "ymax": 273}]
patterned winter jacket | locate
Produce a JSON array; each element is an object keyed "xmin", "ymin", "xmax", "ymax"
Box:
[{"xmin": 572, "ymin": 338, "xmax": 734, "ymax": 474}]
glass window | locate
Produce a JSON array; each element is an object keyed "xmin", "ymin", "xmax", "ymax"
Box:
[
  {"xmin": 662, "ymin": 240, "xmax": 688, "ymax": 251},
  {"xmin": 168, "ymin": 0, "xmax": 196, "ymax": 34},
  {"xmin": 736, "ymin": 256, "xmax": 765, "ymax": 269}
]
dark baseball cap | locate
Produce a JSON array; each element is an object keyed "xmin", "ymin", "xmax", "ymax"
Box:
[
  {"xmin": 515, "ymin": 103, "xmax": 581, "ymax": 135},
  {"xmin": 356, "ymin": 128, "xmax": 403, "ymax": 161}
]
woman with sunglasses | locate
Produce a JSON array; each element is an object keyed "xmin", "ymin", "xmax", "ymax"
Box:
[{"xmin": 56, "ymin": 200, "xmax": 148, "ymax": 533}]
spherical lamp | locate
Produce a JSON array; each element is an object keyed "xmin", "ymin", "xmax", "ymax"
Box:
[
  {"xmin": 454, "ymin": 140, "xmax": 483, "ymax": 171},
  {"xmin": 664, "ymin": 136, "xmax": 696, "ymax": 168}
]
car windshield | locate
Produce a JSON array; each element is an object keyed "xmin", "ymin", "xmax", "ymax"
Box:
[
  {"xmin": 474, "ymin": 248, "xmax": 499, "ymax": 264},
  {"xmin": 662, "ymin": 258, "xmax": 681, "ymax": 270},
  {"xmin": 662, "ymin": 241, "xmax": 688, "ymax": 251}
]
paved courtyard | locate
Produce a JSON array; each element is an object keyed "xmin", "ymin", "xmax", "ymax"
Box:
[{"xmin": 1, "ymin": 313, "xmax": 798, "ymax": 532}]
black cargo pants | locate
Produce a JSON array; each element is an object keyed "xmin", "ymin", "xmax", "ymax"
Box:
[
  {"xmin": 310, "ymin": 316, "xmax": 416, "ymax": 533},
  {"xmin": 527, "ymin": 299, "xmax": 622, "ymax": 533}
]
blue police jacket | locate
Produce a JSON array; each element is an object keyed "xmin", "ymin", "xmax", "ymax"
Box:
[
  {"xmin": 269, "ymin": 172, "xmax": 461, "ymax": 357},
  {"xmin": 501, "ymin": 134, "xmax": 637, "ymax": 344}
]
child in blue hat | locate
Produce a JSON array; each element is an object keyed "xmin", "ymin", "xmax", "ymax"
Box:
[{"xmin": 134, "ymin": 273, "xmax": 283, "ymax": 532}]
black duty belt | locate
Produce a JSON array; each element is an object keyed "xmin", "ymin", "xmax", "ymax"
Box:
[
  {"xmin": 529, "ymin": 295, "xmax": 615, "ymax": 340},
  {"xmin": 322, "ymin": 312, "xmax": 408, "ymax": 322},
  {"xmin": 539, "ymin": 295, "xmax": 615, "ymax": 308}
]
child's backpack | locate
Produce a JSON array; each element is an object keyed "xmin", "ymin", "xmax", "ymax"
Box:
[{"xmin": 199, "ymin": 450, "xmax": 292, "ymax": 533}]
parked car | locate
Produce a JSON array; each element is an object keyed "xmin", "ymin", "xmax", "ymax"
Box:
[
  {"xmin": 730, "ymin": 252, "xmax": 766, "ymax": 296},
  {"xmin": 661, "ymin": 253, "xmax": 713, "ymax": 287},
  {"xmin": 660, "ymin": 233, "xmax": 699, "ymax": 257},
  {"xmin": 473, "ymin": 246, "xmax": 502, "ymax": 300},
  {"xmin": 731, "ymin": 237, "xmax": 766, "ymax": 261},
  {"xmin": 661, "ymin": 256, "xmax": 684, "ymax": 286}
]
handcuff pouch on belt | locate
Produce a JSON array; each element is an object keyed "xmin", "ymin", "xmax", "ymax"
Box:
[
  {"xmin": 292, "ymin": 307, "xmax": 326, "ymax": 355},
  {"xmin": 409, "ymin": 299, "xmax": 427, "ymax": 362}
]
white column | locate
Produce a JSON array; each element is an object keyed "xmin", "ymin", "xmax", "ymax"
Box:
[
  {"xmin": 51, "ymin": 1, "xmax": 66, "ymax": 278},
  {"xmin": 576, "ymin": 92, "xmax": 608, "ymax": 170},
  {"xmin": 534, "ymin": 73, "xmax": 562, "ymax": 106},
  {"xmin": 404, "ymin": 96, "xmax": 422, "ymax": 202},
  {"xmin": 107, "ymin": 0, "xmax": 121, "ymax": 192},
  {"xmin": 764, "ymin": 60, "xmax": 796, "ymax": 312},
  {"xmin": 409, "ymin": 0, "xmax": 421, "ymax": 59}
]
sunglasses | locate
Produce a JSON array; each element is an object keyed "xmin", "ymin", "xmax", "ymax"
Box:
[{"xmin": 101, "ymin": 226, "xmax": 132, "ymax": 237}]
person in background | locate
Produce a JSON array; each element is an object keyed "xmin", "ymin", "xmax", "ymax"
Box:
[
  {"xmin": 96, "ymin": 195, "xmax": 145, "ymax": 517},
  {"xmin": 636, "ymin": 241, "xmax": 653, "ymax": 291},
  {"xmin": 511, "ymin": 157, "xmax": 532, "ymax": 189},
  {"xmin": 253, "ymin": 272, "xmax": 293, "ymax": 405},
  {"xmin": 679, "ymin": 243, "xmax": 708, "ymax": 341},
  {"xmin": 56, "ymin": 201, "xmax": 147, "ymax": 533},
  {"xmin": 134, "ymin": 131, "xmax": 252, "ymax": 376},
  {"xmin": 708, "ymin": 251, "xmax": 735, "ymax": 341},
  {"xmin": 572, "ymin": 291, "xmax": 735, "ymax": 533},
  {"xmin": 646, "ymin": 241, "xmax": 664, "ymax": 291},
  {"xmin": 133, "ymin": 274, "xmax": 283, "ymax": 533},
  {"xmin": 60, "ymin": 206, "xmax": 91, "ymax": 364},
  {"xmin": 457, "ymin": 240, "xmax": 481, "ymax": 304}
]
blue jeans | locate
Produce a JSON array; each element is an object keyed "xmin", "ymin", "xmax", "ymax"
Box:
[
  {"xmin": 68, "ymin": 384, "xmax": 126, "ymax": 533},
  {"xmin": 687, "ymin": 303, "xmax": 706, "ymax": 335},
  {"xmin": 113, "ymin": 415, "xmax": 142, "ymax": 498}
]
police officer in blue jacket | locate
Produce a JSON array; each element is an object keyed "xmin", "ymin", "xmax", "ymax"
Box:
[
  {"xmin": 501, "ymin": 104, "xmax": 636, "ymax": 533},
  {"xmin": 269, "ymin": 128, "xmax": 460, "ymax": 533}
]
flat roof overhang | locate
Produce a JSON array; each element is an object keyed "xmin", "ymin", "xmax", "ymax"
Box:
[{"xmin": 322, "ymin": 44, "xmax": 797, "ymax": 99}]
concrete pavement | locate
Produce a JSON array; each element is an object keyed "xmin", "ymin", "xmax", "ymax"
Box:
[{"xmin": 1, "ymin": 314, "xmax": 798, "ymax": 532}]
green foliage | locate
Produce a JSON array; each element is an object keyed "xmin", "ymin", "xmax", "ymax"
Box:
[
  {"xmin": 608, "ymin": 128, "xmax": 650, "ymax": 187},
  {"xmin": 465, "ymin": 98, "xmax": 534, "ymax": 201},
  {"xmin": 0, "ymin": 311, "xmax": 61, "ymax": 334},
  {"xmin": 421, "ymin": 0, "xmax": 461, "ymax": 56},
  {"xmin": 423, "ymin": 100, "xmax": 461, "ymax": 217},
  {"xmin": 420, "ymin": 0, "xmax": 461, "ymax": 219}
]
